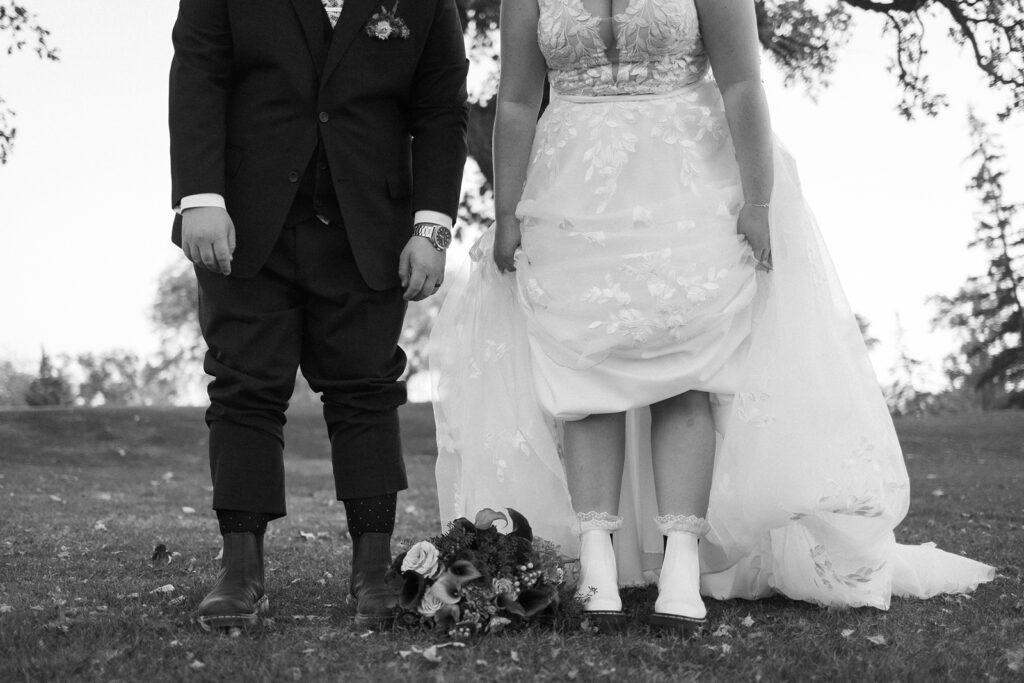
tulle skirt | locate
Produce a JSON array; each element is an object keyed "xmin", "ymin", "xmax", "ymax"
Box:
[{"xmin": 430, "ymin": 82, "xmax": 994, "ymax": 608}]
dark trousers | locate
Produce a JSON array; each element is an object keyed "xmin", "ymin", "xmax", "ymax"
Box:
[{"xmin": 195, "ymin": 217, "xmax": 409, "ymax": 517}]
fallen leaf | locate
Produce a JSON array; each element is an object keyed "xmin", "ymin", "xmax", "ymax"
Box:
[
  {"xmin": 721, "ymin": 643, "xmax": 733, "ymax": 655},
  {"xmin": 302, "ymin": 648, "xmax": 316, "ymax": 656},
  {"xmin": 189, "ymin": 660, "xmax": 205, "ymax": 670},
  {"xmin": 712, "ymin": 624, "xmax": 733, "ymax": 638},
  {"xmin": 49, "ymin": 495, "xmax": 64, "ymax": 503},
  {"xmin": 299, "ymin": 531, "xmax": 317, "ymax": 541},
  {"xmin": 150, "ymin": 584, "xmax": 175, "ymax": 594},
  {"xmin": 510, "ymin": 650, "xmax": 520, "ymax": 663},
  {"xmin": 931, "ymin": 489, "xmax": 945, "ymax": 497},
  {"xmin": 0, "ymin": 605, "xmax": 12, "ymax": 613},
  {"xmin": 1007, "ymin": 646, "xmax": 1024, "ymax": 672},
  {"xmin": 162, "ymin": 472, "xmax": 174, "ymax": 481},
  {"xmin": 841, "ymin": 629, "xmax": 855, "ymax": 638},
  {"xmin": 865, "ymin": 634, "xmax": 887, "ymax": 646},
  {"xmin": 94, "ymin": 521, "xmax": 107, "ymax": 532},
  {"xmin": 168, "ymin": 595, "xmax": 186, "ymax": 606},
  {"xmin": 181, "ymin": 507, "xmax": 196, "ymax": 514},
  {"xmin": 741, "ymin": 615, "xmax": 755, "ymax": 627},
  {"xmin": 94, "ymin": 492, "xmax": 112, "ymax": 501}
]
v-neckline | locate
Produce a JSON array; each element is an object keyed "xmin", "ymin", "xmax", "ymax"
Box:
[{"xmin": 570, "ymin": 0, "xmax": 638, "ymax": 24}]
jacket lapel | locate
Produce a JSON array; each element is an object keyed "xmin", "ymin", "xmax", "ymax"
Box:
[
  {"xmin": 321, "ymin": 0, "xmax": 379, "ymax": 84},
  {"xmin": 289, "ymin": 0, "xmax": 329, "ymax": 79}
]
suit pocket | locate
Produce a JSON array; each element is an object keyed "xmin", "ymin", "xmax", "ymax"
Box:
[{"xmin": 386, "ymin": 171, "xmax": 412, "ymax": 199}]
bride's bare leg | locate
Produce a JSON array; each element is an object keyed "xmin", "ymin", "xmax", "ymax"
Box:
[
  {"xmin": 648, "ymin": 391, "xmax": 715, "ymax": 633},
  {"xmin": 650, "ymin": 391, "xmax": 715, "ymax": 516},
  {"xmin": 563, "ymin": 412, "xmax": 627, "ymax": 628},
  {"xmin": 563, "ymin": 412, "xmax": 627, "ymax": 512}
]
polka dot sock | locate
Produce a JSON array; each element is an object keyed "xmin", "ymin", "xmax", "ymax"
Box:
[
  {"xmin": 343, "ymin": 493, "xmax": 397, "ymax": 535},
  {"xmin": 216, "ymin": 510, "xmax": 273, "ymax": 536}
]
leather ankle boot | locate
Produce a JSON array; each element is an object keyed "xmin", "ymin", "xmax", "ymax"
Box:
[
  {"xmin": 649, "ymin": 514, "xmax": 710, "ymax": 636},
  {"xmin": 576, "ymin": 512, "xmax": 626, "ymax": 633},
  {"xmin": 349, "ymin": 532, "xmax": 398, "ymax": 629},
  {"xmin": 197, "ymin": 532, "xmax": 268, "ymax": 631}
]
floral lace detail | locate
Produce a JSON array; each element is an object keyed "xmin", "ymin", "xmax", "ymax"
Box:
[
  {"xmin": 586, "ymin": 249, "xmax": 730, "ymax": 345},
  {"xmin": 577, "ymin": 511, "xmax": 624, "ymax": 532},
  {"xmin": 654, "ymin": 514, "xmax": 710, "ymax": 537},
  {"xmin": 810, "ymin": 545, "xmax": 886, "ymax": 592},
  {"xmin": 538, "ymin": 0, "xmax": 708, "ymax": 97}
]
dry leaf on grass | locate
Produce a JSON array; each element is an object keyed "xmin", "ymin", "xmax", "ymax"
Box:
[
  {"xmin": 741, "ymin": 615, "xmax": 755, "ymax": 627},
  {"xmin": 865, "ymin": 634, "xmax": 887, "ymax": 646},
  {"xmin": 150, "ymin": 584, "xmax": 175, "ymax": 594},
  {"xmin": 398, "ymin": 643, "xmax": 465, "ymax": 663},
  {"xmin": 1006, "ymin": 646, "xmax": 1024, "ymax": 672},
  {"xmin": 841, "ymin": 629, "xmax": 855, "ymax": 638}
]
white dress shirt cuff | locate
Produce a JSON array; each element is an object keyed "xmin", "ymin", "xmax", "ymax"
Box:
[
  {"xmin": 413, "ymin": 210, "xmax": 453, "ymax": 228},
  {"xmin": 176, "ymin": 193, "xmax": 227, "ymax": 214}
]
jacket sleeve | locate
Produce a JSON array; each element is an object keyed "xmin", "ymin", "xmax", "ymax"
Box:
[
  {"xmin": 168, "ymin": 0, "xmax": 233, "ymax": 209},
  {"xmin": 408, "ymin": 0, "xmax": 470, "ymax": 220}
]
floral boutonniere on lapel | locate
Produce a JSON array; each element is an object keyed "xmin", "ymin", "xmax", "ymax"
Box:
[{"xmin": 365, "ymin": 1, "xmax": 411, "ymax": 40}]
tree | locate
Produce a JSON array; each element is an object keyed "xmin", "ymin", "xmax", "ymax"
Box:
[
  {"xmin": 76, "ymin": 351, "xmax": 145, "ymax": 406},
  {"xmin": 149, "ymin": 262, "xmax": 205, "ymax": 403},
  {"xmin": 932, "ymin": 113, "xmax": 1023, "ymax": 406},
  {"xmin": 24, "ymin": 349, "xmax": 73, "ymax": 407},
  {"xmin": 1, "ymin": 1, "xmax": 59, "ymax": 164},
  {"xmin": 0, "ymin": 359, "xmax": 33, "ymax": 407},
  {"xmin": 457, "ymin": 0, "xmax": 1024, "ymax": 187}
]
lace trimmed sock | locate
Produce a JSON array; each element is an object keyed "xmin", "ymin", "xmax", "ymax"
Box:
[
  {"xmin": 653, "ymin": 513, "xmax": 709, "ymax": 622},
  {"xmin": 343, "ymin": 493, "xmax": 397, "ymax": 536},
  {"xmin": 216, "ymin": 510, "xmax": 273, "ymax": 536}
]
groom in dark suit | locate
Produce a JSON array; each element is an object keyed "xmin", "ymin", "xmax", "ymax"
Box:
[{"xmin": 168, "ymin": 0, "xmax": 467, "ymax": 630}]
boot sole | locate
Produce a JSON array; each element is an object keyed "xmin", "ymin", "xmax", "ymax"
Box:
[
  {"xmin": 196, "ymin": 595, "xmax": 270, "ymax": 632},
  {"xmin": 353, "ymin": 611, "xmax": 397, "ymax": 630},
  {"xmin": 648, "ymin": 612, "xmax": 705, "ymax": 637},
  {"xmin": 584, "ymin": 610, "xmax": 628, "ymax": 634}
]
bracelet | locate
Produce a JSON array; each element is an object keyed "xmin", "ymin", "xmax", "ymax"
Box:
[{"xmin": 744, "ymin": 201, "xmax": 770, "ymax": 208}]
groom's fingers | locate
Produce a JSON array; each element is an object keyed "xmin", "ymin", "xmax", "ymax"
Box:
[
  {"xmin": 198, "ymin": 243, "xmax": 219, "ymax": 272},
  {"xmin": 403, "ymin": 270, "xmax": 427, "ymax": 301},
  {"xmin": 213, "ymin": 239, "xmax": 233, "ymax": 275}
]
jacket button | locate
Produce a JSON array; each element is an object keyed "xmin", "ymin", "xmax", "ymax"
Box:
[
  {"xmin": 318, "ymin": 111, "xmax": 329, "ymax": 123},
  {"xmin": 288, "ymin": 171, "xmax": 300, "ymax": 183}
]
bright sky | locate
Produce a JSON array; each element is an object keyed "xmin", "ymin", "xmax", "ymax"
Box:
[{"xmin": 0, "ymin": 1, "xmax": 1021, "ymax": 391}]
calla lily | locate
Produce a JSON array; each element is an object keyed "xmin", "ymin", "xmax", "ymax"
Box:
[
  {"xmin": 429, "ymin": 559, "xmax": 482, "ymax": 603},
  {"xmin": 474, "ymin": 508, "xmax": 509, "ymax": 531}
]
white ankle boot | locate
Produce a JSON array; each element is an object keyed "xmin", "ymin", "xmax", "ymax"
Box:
[
  {"xmin": 651, "ymin": 514, "xmax": 710, "ymax": 633},
  {"xmin": 576, "ymin": 512, "xmax": 626, "ymax": 629}
]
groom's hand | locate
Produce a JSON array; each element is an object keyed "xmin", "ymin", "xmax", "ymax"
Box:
[
  {"xmin": 399, "ymin": 238, "xmax": 445, "ymax": 302},
  {"xmin": 182, "ymin": 207, "xmax": 236, "ymax": 275}
]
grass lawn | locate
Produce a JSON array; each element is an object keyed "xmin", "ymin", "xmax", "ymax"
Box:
[{"xmin": 0, "ymin": 405, "xmax": 1021, "ymax": 682}]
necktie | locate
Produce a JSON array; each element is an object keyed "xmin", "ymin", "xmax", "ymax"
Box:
[{"xmin": 322, "ymin": 0, "xmax": 343, "ymax": 28}]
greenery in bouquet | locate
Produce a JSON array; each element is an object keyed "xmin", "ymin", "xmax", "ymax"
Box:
[{"xmin": 386, "ymin": 508, "xmax": 567, "ymax": 639}]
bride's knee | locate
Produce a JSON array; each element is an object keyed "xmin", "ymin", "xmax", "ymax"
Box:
[{"xmin": 650, "ymin": 391, "xmax": 710, "ymax": 418}]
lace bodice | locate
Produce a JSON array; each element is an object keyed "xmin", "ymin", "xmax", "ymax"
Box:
[{"xmin": 538, "ymin": 0, "xmax": 708, "ymax": 97}]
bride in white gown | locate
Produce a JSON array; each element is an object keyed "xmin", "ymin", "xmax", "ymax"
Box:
[{"xmin": 429, "ymin": 0, "xmax": 994, "ymax": 632}]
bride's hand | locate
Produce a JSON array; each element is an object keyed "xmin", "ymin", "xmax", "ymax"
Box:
[
  {"xmin": 737, "ymin": 203, "xmax": 772, "ymax": 272},
  {"xmin": 493, "ymin": 217, "xmax": 522, "ymax": 273}
]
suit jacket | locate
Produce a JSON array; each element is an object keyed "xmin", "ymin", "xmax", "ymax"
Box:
[{"xmin": 169, "ymin": 0, "xmax": 469, "ymax": 289}]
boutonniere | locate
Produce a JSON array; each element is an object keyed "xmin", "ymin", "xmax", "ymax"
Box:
[{"xmin": 365, "ymin": 1, "xmax": 410, "ymax": 40}]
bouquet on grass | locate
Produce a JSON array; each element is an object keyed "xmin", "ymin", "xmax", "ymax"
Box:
[{"xmin": 387, "ymin": 508, "xmax": 566, "ymax": 639}]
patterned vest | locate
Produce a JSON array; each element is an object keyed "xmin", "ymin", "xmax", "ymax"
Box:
[{"xmin": 286, "ymin": 1, "xmax": 344, "ymax": 228}]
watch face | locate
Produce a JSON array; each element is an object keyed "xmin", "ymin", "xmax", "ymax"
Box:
[{"xmin": 435, "ymin": 226, "xmax": 453, "ymax": 249}]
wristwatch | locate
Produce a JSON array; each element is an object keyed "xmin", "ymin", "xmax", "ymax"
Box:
[{"xmin": 412, "ymin": 222, "xmax": 453, "ymax": 252}]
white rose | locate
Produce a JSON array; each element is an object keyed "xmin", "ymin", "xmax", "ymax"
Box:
[
  {"xmin": 401, "ymin": 541, "xmax": 440, "ymax": 578},
  {"xmin": 417, "ymin": 589, "xmax": 444, "ymax": 617}
]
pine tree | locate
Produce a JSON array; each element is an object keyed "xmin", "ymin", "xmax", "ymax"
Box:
[{"xmin": 932, "ymin": 113, "xmax": 1024, "ymax": 406}]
